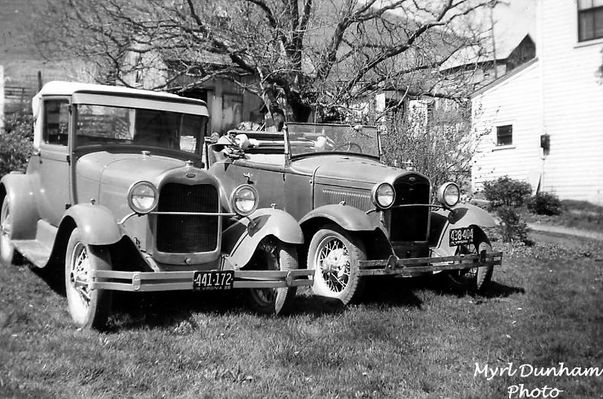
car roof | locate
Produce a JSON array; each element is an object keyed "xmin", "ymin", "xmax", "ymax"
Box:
[
  {"xmin": 36, "ymin": 81, "xmax": 190, "ymax": 99},
  {"xmin": 32, "ymin": 81, "xmax": 207, "ymax": 118}
]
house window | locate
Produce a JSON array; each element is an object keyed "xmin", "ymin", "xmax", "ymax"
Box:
[
  {"xmin": 496, "ymin": 124, "xmax": 513, "ymax": 146},
  {"xmin": 578, "ymin": 0, "xmax": 603, "ymax": 42}
]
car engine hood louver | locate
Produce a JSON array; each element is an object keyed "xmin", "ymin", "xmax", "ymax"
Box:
[{"xmin": 321, "ymin": 188, "xmax": 372, "ymax": 211}]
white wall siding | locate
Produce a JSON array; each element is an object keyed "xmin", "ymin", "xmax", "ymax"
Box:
[
  {"xmin": 471, "ymin": 62, "xmax": 542, "ymax": 192},
  {"xmin": 471, "ymin": 1, "xmax": 603, "ymax": 205},
  {"xmin": 539, "ymin": 1, "xmax": 603, "ymax": 204}
]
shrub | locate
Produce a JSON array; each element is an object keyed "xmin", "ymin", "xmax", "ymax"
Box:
[
  {"xmin": 482, "ymin": 176, "xmax": 532, "ymax": 209},
  {"xmin": 481, "ymin": 177, "xmax": 532, "ymax": 244},
  {"xmin": 0, "ymin": 112, "xmax": 34, "ymax": 176},
  {"xmin": 527, "ymin": 192, "xmax": 562, "ymax": 216},
  {"xmin": 497, "ymin": 205, "xmax": 529, "ymax": 243}
]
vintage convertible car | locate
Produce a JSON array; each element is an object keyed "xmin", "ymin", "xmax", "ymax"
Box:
[
  {"xmin": 204, "ymin": 122, "xmax": 503, "ymax": 304},
  {"xmin": 0, "ymin": 82, "xmax": 312, "ymax": 329}
]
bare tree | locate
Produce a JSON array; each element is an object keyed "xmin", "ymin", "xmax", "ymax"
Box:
[
  {"xmin": 381, "ymin": 98, "xmax": 476, "ymax": 188},
  {"xmin": 34, "ymin": 0, "xmax": 494, "ymax": 121}
]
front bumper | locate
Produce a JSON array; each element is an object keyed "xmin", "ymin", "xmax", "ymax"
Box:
[
  {"xmin": 358, "ymin": 251, "xmax": 503, "ymax": 277},
  {"xmin": 90, "ymin": 269, "xmax": 314, "ymax": 292}
]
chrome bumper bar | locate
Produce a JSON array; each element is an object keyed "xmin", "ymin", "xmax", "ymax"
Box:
[
  {"xmin": 89, "ymin": 269, "xmax": 314, "ymax": 292},
  {"xmin": 358, "ymin": 251, "xmax": 503, "ymax": 277}
]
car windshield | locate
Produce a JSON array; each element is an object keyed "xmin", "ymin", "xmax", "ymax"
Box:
[
  {"xmin": 287, "ymin": 123, "xmax": 380, "ymax": 158},
  {"xmin": 75, "ymin": 104, "xmax": 206, "ymax": 155}
]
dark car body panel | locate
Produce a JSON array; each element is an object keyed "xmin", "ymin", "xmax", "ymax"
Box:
[{"xmin": 206, "ymin": 123, "xmax": 502, "ymax": 280}]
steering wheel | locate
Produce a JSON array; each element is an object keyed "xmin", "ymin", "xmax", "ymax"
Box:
[{"xmin": 333, "ymin": 142, "xmax": 362, "ymax": 153}]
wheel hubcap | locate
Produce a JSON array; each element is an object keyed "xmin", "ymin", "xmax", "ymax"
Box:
[
  {"xmin": 70, "ymin": 242, "xmax": 91, "ymax": 306},
  {"xmin": 317, "ymin": 237, "xmax": 350, "ymax": 292}
]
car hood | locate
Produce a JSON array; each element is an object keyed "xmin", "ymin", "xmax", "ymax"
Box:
[
  {"xmin": 76, "ymin": 151, "xmax": 213, "ymax": 215},
  {"xmin": 77, "ymin": 151, "xmax": 189, "ymax": 187},
  {"xmin": 291, "ymin": 155, "xmax": 411, "ymax": 188}
]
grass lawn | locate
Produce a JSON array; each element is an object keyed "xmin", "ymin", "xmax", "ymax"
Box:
[
  {"xmin": 1, "ymin": 232, "xmax": 601, "ymax": 398},
  {"xmin": 523, "ymin": 200, "xmax": 603, "ymax": 234}
]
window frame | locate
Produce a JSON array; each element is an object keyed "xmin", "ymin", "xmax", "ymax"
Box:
[
  {"xmin": 495, "ymin": 124, "xmax": 513, "ymax": 147},
  {"xmin": 42, "ymin": 98, "xmax": 71, "ymax": 147},
  {"xmin": 578, "ymin": 0, "xmax": 603, "ymax": 42}
]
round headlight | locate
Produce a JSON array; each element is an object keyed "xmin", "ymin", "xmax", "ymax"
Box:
[
  {"xmin": 437, "ymin": 182, "xmax": 460, "ymax": 208},
  {"xmin": 127, "ymin": 181, "xmax": 159, "ymax": 214},
  {"xmin": 230, "ymin": 184, "xmax": 258, "ymax": 216},
  {"xmin": 371, "ymin": 182, "xmax": 395, "ymax": 209}
]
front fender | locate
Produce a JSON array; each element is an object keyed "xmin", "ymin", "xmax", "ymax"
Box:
[
  {"xmin": 223, "ymin": 208, "xmax": 303, "ymax": 269},
  {"xmin": 445, "ymin": 203, "xmax": 497, "ymax": 228},
  {"xmin": 1, "ymin": 173, "xmax": 39, "ymax": 240},
  {"xmin": 430, "ymin": 203, "xmax": 496, "ymax": 255},
  {"xmin": 299, "ymin": 204, "xmax": 382, "ymax": 232},
  {"xmin": 60, "ymin": 203, "xmax": 124, "ymax": 245}
]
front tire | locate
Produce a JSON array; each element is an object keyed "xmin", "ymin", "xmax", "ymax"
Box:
[
  {"xmin": 0, "ymin": 195, "xmax": 23, "ymax": 266},
  {"xmin": 447, "ymin": 229, "xmax": 494, "ymax": 293},
  {"xmin": 65, "ymin": 228, "xmax": 113, "ymax": 329},
  {"xmin": 308, "ymin": 226, "xmax": 366, "ymax": 305},
  {"xmin": 247, "ymin": 238, "xmax": 298, "ymax": 315}
]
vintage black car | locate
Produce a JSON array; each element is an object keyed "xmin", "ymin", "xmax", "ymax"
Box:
[
  {"xmin": 203, "ymin": 122, "xmax": 503, "ymax": 304},
  {"xmin": 0, "ymin": 82, "xmax": 312, "ymax": 329}
]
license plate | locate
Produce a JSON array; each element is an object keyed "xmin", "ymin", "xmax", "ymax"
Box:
[
  {"xmin": 449, "ymin": 227, "xmax": 474, "ymax": 246},
  {"xmin": 193, "ymin": 270, "xmax": 234, "ymax": 290}
]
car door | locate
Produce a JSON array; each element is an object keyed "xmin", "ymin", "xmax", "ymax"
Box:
[
  {"xmin": 282, "ymin": 165, "xmax": 314, "ymax": 221},
  {"xmin": 35, "ymin": 98, "xmax": 72, "ymax": 227}
]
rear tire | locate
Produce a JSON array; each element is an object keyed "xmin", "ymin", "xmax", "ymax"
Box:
[
  {"xmin": 65, "ymin": 228, "xmax": 113, "ymax": 329},
  {"xmin": 0, "ymin": 196, "xmax": 23, "ymax": 266},
  {"xmin": 308, "ymin": 226, "xmax": 366, "ymax": 305},
  {"xmin": 247, "ymin": 238, "xmax": 298, "ymax": 315}
]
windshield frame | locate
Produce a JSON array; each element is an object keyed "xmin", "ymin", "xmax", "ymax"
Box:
[
  {"xmin": 72, "ymin": 100, "xmax": 208, "ymax": 158},
  {"xmin": 285, "ymin": 122, "xmax": 382, "ymax": 160}
]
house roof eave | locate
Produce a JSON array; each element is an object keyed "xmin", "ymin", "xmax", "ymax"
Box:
[{"xmin": 470, "ymin": 57, "xmax": 539, "ymax": 99}]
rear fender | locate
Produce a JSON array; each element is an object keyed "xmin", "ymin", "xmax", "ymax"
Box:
[
  {"xmin": 1, "ymin": 174, "xmax": 39, "ymax": 240},
  {"xmin": 299, "ymin": 204, "xmax": 383, "ymax": 233},
  {"xmin": 431, "ymin": 203, "xmax": 495, "ymax": 255},
  {"xmin": 223, "ymin": 208, "xmax": 303, "ymax": 269}
]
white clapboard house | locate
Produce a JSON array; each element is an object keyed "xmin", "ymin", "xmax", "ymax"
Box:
[{"xmin": 471, "ymin": 0, "xmax": 603, "ymax": 205}]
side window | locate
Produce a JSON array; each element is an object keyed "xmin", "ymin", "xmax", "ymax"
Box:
[
  {"xmin": 43, "ymin": 100, "xmax": 70, "ymax": 146},
  {"xmin": 496, "ymin": 124, "xmax": 513, "ymax": 146}
]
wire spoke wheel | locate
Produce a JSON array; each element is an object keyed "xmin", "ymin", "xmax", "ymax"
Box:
[
  {"xmin": 317, "ymin": 236, "xmax": 351, "ymax": 293},
  {"xmin": 247, "ymin": 238, "xmax": 298, "ymax": 315},
  {"xmin": 0, "ymin": 196, "xmax": 22, "ymax": 266},
  {"xmin": 309, "ymin": 226, "xmax": 366, "ymax": 305},
  {"xmin": 447, "ymin": 228, "xmax": 493, "ymax": 293},
  {"xmin": 69, "ymin": 242, "xmax": 92, "ymax": 307},
  {"xmin": 65, "ymin": 228, "xmax": 112, "ymax": 329}
]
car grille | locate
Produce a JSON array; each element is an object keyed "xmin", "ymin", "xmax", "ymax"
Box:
[
  {"xmin": 390, "ymin": 175, "xmax": 430, "ymax": 242},
  {"xmin": 156, "ymin": 183, "xmax": 219, "ymax": 253}
]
